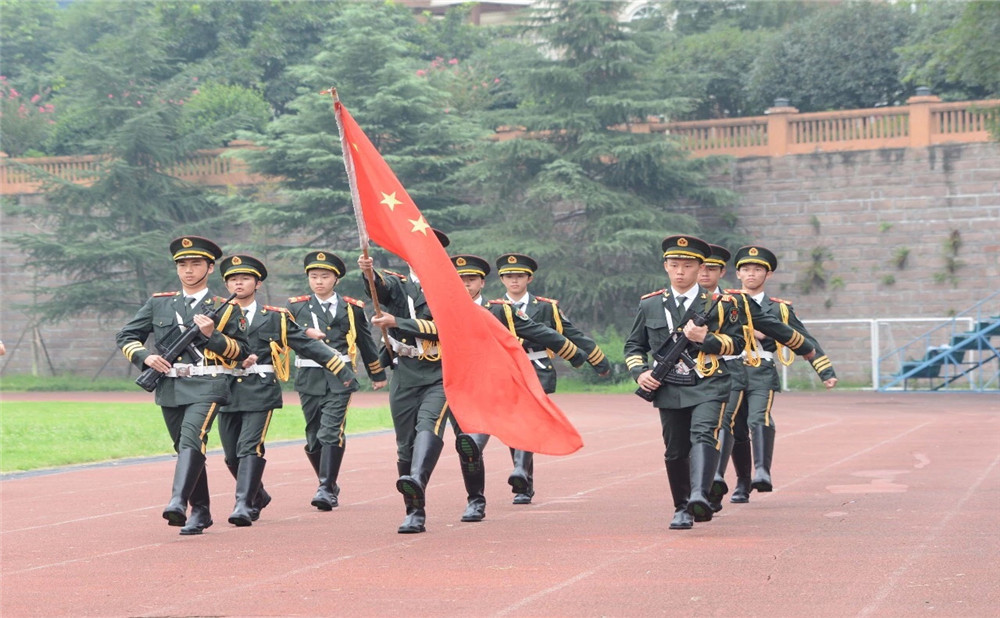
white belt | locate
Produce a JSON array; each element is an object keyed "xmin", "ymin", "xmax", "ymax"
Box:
[
  {"xmin": 526, "ymin": 350, "xmax": 549, "ymax": 361},
  {"xmin": 742, "ymin": 350, "xmax": 774, "ymax": 362},
  {"xmin": 232, "ymin": 364, "xmax": 274, "ymax": 376},
  {"xmin": 721, "ymin": 355, "xmax": 742, "ymax": 361},
  {"xmin": 389, "ymin": 336, "xmax": 437, "ymax": 358},
  {"xmin": 165, "ymin": 364, "xmax": 237, "ymax": 378},
  {"xmin": 296, "ymin": 355, "xmax": 351, "ymax": 368}
]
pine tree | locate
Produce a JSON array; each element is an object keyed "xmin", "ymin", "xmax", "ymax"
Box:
[
  {"xmin": 225, "ymin": 2, "xmax": 486, "ymax": 294},
  {"xmin": 4, "ymin": 3, "xmax": 232, "ymax": 319},
  {"xmin": 448, "ymin": 1, "xmax": 739, "ymax": 326}
]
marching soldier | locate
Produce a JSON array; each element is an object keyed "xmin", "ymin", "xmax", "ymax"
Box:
[
  {"xmin": 287, "ymin": 251, "xmax": 388, "ymax": 511},
  {"xmin": 624, "ymin": 235, "xmax": 745, "ymax": 529},
  {"xmin": 729, "ymin": 245, "xmax": 837, "ymax": 496},
  {"xmin": 450, "ymin": 254, "xmax": 587, "ymax": 522},
  {"xmin": 699, "ymin": 244, "xmax": 822, "ymax": 507},
  {"xmin": 494, "ymin": 252, "xmax": 611, "ymax": 504},
  {"xmin": 697, "ymin": 244, "xmax": 746, "ymax": 512},
  {"xmin": 218, "ymin": 254, "xmax": 356, "ymax": 526},
  {"xmin": 115, "ymin": 236, "xmax": 250, "ymax": 535},
  {"xmin": 357, "ymin": 229, "xmax": 452, "ymax": 534}
]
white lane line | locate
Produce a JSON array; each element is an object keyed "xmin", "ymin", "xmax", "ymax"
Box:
[{"xmin": 857, "ymin": 451, "xmax": 1000, "ymax": 617}]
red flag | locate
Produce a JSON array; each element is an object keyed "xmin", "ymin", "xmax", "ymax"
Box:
[{"xmin": 334, "ymin": 98, "xmax": 582, "ymax": 456}]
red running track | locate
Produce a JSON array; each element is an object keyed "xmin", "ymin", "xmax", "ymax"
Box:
[{"xmin": 2, "ymin": 392, "xmax": 998, "ymax": 617}]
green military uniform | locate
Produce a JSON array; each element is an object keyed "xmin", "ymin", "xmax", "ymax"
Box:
[
  {"xmin": 725, "ymin": 245, "xmax": 836, "ymax": 499},
  {"xmin": 217, "ymin": 255, "xmax": 355, "ymax": 526},
  {"xmin": 623, "ymin": 235, "xmax": 745, "ymax": 529},
  {"xmin": 363, "ymin": 228, "xmax": 452, "ymax": 534},
  {"xmin": 449, "ymin": 254, "xmax": 587, "ymax": 522},
  {"xmin": 495, "ymin": 252, "xmax": 612, "ymax": 504},
  {"xmin": 287, "ymin": 251, "xmax": 386, "ymax": 511},
  {"xmin": 115, "ymin": 235, "xmax": 250, "ymax": 535}
]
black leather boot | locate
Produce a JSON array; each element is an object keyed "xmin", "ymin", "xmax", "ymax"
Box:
[
  {"xmin": 396, "ymin": 431, "xmax": 444, "ymax": 513},
  {"xmin": 457, "ymin": 433, "xmax": 488, "ymax": 522},
  {"xmin": 305, "ymin": 447, "xmax": 321, "ymax": 476},
  {"xmin": 395, "ymin": 460, "xmax": 425, "ymax": 534},
  {"xmin": 665, "ymin": 458, "xmax": 693, "ymax": 530},
  {"xmin": 162, "ymin": 449, "xmax": 206, "ymax": 527},
  {"xmin": 180, "ymin": 467, "xmax": 213, "ymax": 535},
  {"xmin": 228, "ymin": 458, "xmax": 270, "ymax": 521},
  {"xmin": 751, "ymin": 424, "xmax": 776, "ymax": 493},
  {"xmin": 311, "ymin": 444, "xmax": 345, "ymax": 511},
  {"xmin": 228, "ymin": 456, "xmax": 266, "ymax": 527},
  {"xmin": 709, "ymin": 430, "xmax": 734, "ymax": 512},
  {"xmin": 687, "ymin": 443, "xmax": 720, "ymax": 523},
  {"xmin": 508, "ymin": 448, "xmax": 535, "ymax": 504},
  {"xmin": 729, "ymin": 440, "xmax": 752, "ymax": 503}
]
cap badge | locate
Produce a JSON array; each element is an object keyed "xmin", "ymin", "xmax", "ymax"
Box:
[
  {"xmin": 749, "ymin": 247, "xmax": 759, "ymax": 256},
  {"xmin": 181, "ymin": 238, "xmax": 193, "ymax": 248},
  {"xmin": 677, "ymin": 238, "xmax": 688, "ymax": 247},
  {"xmin": 507, "ymin": 256, "xmax": 517, "ymax": 264},
  {"xmin": 456, "ymin": 257, "xmax": 467, "ymax": 266},
  {"xmin": 231, "ymin": 256, "xmax": 242, "ymax": 265},
  {"xmin": 317, "ymin": 252, "xmax": 326, "ymax": 261}
]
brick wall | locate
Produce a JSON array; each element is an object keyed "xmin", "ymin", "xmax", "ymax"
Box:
[
  {"xmin": 703, "ymin": 142, "xmax": 1000, "ymax": 387},
  {"xmin": 2, "ymin": 142, "xmax": 998, "ymax": 384}
]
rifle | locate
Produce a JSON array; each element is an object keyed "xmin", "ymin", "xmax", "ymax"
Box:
[
  {"xmin": 635, "ymin": 294, "xmax": 724, "ymax": 402},
  {"xmin": 135, "ymin": 292, "xmax": 239, "ymax": 392}
]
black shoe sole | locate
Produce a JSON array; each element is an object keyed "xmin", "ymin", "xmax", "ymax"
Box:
[
  {"xmin": 687, "ymin": 501, "xmax": 713, "ymax": 522},
  {"xmin": 456, "ymin": 434, "xmax": 481, "ymax": 463},
  {"xmin": 508, "ymin": 473, "xmax": 529, "ymax": 495},
  {"xmin": 396, "ymin": 477, "xmax": 426, "ymax": 509},
  {"xmin": 709, "ymin": 478, "xmax": 728, "ymax": 502},
  {"xmin": 179, "ymin": 519, "xmax": 212, "ymax": 535},
  {"xmin": 163, "ymin": 510, "xmax": 187, "ymax": 527},
  {"xmin": 228, "ymin": 515, "xmax": 252, "ymax": 527},
  {"xmin": 751, "ymin": 481, "xmax": 773, "ymax": 492}
]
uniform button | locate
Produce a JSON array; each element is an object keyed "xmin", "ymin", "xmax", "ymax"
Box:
[
  {"xmin": 237, "ymin": 378, "xmax": 243, "ymax": 383},
  {"xmin": 176, "ymin": 356, "xmax": 183, "ymax": 361}
]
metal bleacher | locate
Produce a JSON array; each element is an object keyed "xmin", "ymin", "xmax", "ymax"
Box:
[{"xmin": 879, "ymin": 292, "xmax": 1000, "ymax": 392}]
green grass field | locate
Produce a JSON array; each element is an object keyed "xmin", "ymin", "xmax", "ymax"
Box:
[{"xmin": 0, "ymin": 401, "xmax": 392, "ymax": 473}]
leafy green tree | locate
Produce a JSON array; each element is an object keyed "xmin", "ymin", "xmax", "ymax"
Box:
[
  {"xmin": 899, "ymin": 0, "xmax": 1000, "ymax": 101},
  {"xmin": 747, "ymin": 2, "xmax": 914, "ymax": 113},
  {"xmin": 670, "ymin": 0, "xmax": 818, "ymax": 34},
  {"xmin": 655, "ymin": 25, "xmax": 773, "ymax": 119},
  {"xmin": 4, "ymin": 3, "xmax": 237, "ymax": 319},
  {"xmin": 0, "ymin": 0, "xmax": 60, "ymax": 83},
  {"xmin": 157, "ymin": 0, "xmax": 345, "ymax": 114},
  {"xmin": 179, "ymin": 82, "xmax": 271, "ymax": 145},
  {"xmin": 224, "ymin": 1, "xmax": 486, "ymax": 294},
  {"xmin": 447, "ymin": 1, "xmax": 739, "ymax": 326}
]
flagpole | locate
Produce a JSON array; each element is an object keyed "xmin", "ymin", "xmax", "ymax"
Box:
[{"xmin": 324, "ymin": 87, "xmax": 395, "ymax": 361}]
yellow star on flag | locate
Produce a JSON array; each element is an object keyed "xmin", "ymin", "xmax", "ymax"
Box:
[
  {"xmin": 409, "ymin": 215, "xmax": 431, "ymax": 236},
  {"xmin": 380, "ymin": 192, "xmax": 402, "ymax": 211}
]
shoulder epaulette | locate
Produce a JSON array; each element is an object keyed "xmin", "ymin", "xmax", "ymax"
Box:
[
  {"xmin": 343, "ymin": 295, "xmax": 366, "ymax": 308},
  {"xmin": 383, "ymin": 270, "xmax": 407, "ymax": 280},
  {"xmin": 288, "ymin": 295, "xmax": 311, "ymax": 304},
  {"xmin": 489, "ymin": 298, "xmax": 513, "ymax": 305},
  {"xmin": 212, "ymin": 295, "xmax": 239, "ymax": 305},
  {"xmin": 770, "ymin": 296, "xmax": 793, "ymax": 305},
  {"xmin": 724, "ymin": 288, "xmax": 747, "ymax": 295},
  {"xmin": 535, "ymin": 296, "xmax": 558, "ymax": 304},
  {"xmin": 641, "ymin": 289, "xmax": 666, "ymax": 300},
  {"xmin": 262, "ymin": 305, "xmax": 290, "ymax": 314},
  {"xmin": 153, "ymin": 291, "xmax": 180, "ymax": 297}
]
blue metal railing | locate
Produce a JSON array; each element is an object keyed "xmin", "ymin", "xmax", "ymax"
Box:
[{"xmin": 878, "ymin": 291, "xmax": 1000, "ymax": 392}]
